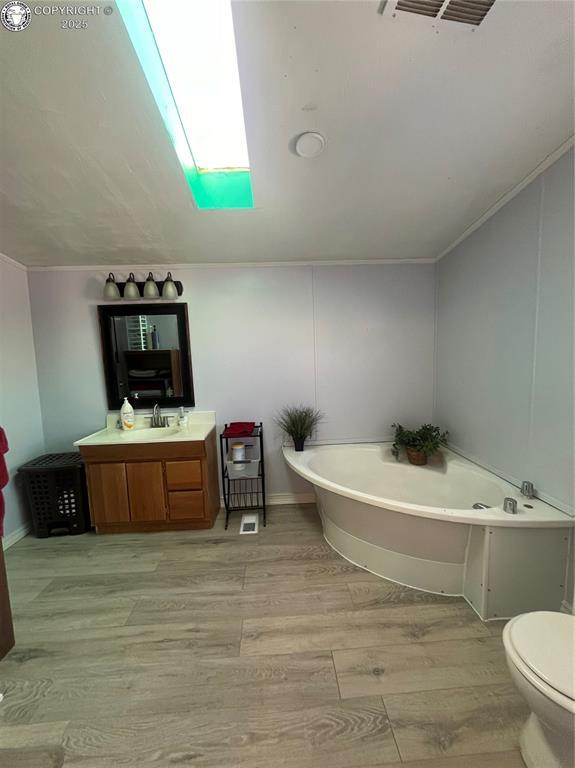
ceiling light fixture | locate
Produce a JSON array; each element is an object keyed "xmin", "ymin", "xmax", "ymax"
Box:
[{"xmin": 116, "ymin": 0, "xmax": 253, "ymax": 209}]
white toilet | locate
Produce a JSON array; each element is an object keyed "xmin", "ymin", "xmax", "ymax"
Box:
[{"xmin": 503, "ymin": 611, "xmax": 575, "ymax": 768}]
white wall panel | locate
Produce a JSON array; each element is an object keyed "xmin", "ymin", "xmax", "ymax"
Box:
[
  {"xmin": 435, "ymin": 150, "xmax": 574, "ymax": 514},
  {"xmin": 28, "ymin": 263, "xmax": 436, "ymax": 496},
  {"xmin": 0, "ymin": 256, "xmax": 45, "ymax": 540},
  {"xmin": 314, "ymin": 265, "xmax": 435, "ymax": 442},
  {"xmin": 527, "ymin": 154, "xmax": 574, "ymax": 509}
]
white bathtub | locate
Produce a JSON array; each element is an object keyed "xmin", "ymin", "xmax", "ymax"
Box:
[{"xmin": 284, "ymin": 443, "xmax": 572, "ymax": 620}]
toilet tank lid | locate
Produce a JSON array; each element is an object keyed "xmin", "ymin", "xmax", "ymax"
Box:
[{"xmin": 509, "ymin": 611, "xmax": 575, "ymax": 701}]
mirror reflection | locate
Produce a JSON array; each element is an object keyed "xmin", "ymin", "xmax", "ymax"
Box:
[{"xmin": 111, "ymin": 314, "xmax": 183, "ymax": 400}]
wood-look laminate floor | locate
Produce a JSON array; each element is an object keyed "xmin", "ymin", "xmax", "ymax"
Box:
[{"xmin": 1, "ymin": 504, "xmax": 527, "ymax": 768}]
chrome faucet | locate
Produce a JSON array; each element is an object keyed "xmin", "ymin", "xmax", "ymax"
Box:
[
  {"xmin": 520, "ymin": 480, "xmax": 535, "ymax": 499},
  {"xmin": 151, "ymin": 404, "xmax": 169, "ymax": 428},
  {"xmin": 503, "ymin": 497, "xmax": 518, "ymax": 515}
]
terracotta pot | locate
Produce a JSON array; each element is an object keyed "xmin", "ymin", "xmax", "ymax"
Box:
[
  {"xmin": 406, "ymin": 447, "xmax": 427, "ymax": 466},
  {"xmin": 293, "ymin": 437, "xmax": 306, "ymax": 452}
]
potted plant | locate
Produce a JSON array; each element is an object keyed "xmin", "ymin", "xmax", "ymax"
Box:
[
  {"xmin": 276, "ymin": 405, "xmax": 324, "ymax": 452},
  {"xmin": 391, "ymin": 423, "xmax": 449, "ymax": 466}
]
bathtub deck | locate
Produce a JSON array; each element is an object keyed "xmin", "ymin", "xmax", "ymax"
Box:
[{"xmin": 1, "ymin": 504, "xmax": 527, "ymax": 768}]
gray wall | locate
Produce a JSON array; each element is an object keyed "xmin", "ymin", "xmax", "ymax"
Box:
[
  {"xmin": 28, "ymin": 263, "xmax": 436, "ymax": 499},
  {"xmin": 435, "ymin": 149, "xmax": 574, "ymax": 515},
  {"xmin": 0, "ymin": 256, "xmax": 45, "ymax": 541}
]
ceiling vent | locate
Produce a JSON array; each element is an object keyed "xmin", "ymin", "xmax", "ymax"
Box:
[
  {"xmin": 395, "ymin": 0, "xmax": 443, "ymax": 18},
  {"xmin": 441, "ymin": 0, "xmax": 495, "ymax": 25},
  {"xmin": 384, "ymin": 0, "xmax": 497, "ymax": 25}
]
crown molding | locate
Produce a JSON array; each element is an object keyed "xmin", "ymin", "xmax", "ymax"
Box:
[
  {"xmin": 0, "ymin": 251, "xmax": 28, "ymax": 272},
  {"xmin": 26, "ymin": 258, "xmax": 436, "ymax": 272},
  {"xmin": 436, "ymin": 136, "xmax": 574, "ymax": 262}
]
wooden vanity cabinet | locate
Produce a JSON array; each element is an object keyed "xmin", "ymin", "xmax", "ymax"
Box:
[
  {"xmin": 80, "ymin": 429, "xmax": 220, "ymax": 533},
  {"xmin": 85, "ymin": 462, "xmax": 130, "ymax": 524}
]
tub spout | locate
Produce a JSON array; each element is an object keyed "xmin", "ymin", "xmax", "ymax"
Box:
[{"xmin": 520, "ymin": 480, "xmax": 535, "ymax": 499}]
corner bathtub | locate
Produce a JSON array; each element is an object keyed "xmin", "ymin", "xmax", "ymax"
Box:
[{"xmin": 284, "ymin": 443, "xmax": 572, "ymax": 620}]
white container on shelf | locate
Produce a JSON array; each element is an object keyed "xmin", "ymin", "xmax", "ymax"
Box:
[
  {"xmin": 226, "ymin": 461, "xmax": 260, "ymax": 480},
  {"xmin": 231, "ymin": 443, "xmax": 246, "ymax": 462}
]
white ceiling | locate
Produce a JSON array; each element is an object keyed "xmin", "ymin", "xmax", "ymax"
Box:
[{"xmin": 0, "ymin": 0, "xmax": 573, "ymax": 267}]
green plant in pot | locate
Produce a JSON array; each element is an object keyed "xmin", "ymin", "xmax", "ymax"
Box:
[
  {"xmin": 276, "ymin": 405, "xmax": 324, "ymax": 452},
  {"xmin": 391, "ymin": 423, "xmax": 449, "ymax": 466}
]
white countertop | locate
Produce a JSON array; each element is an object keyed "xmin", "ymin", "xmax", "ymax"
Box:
[{"xmin": 74, "ymin": 410, "xmax": 215, "ymax": 447}]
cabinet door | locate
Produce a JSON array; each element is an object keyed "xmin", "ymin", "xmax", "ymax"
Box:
[
  {"xmin": 168, "ymin": 491, "xmax": 205, "ymax": 520},
  {"xmin": 87, "ymin": 463, "xmax": 130, "ymax": 524},
  {"xmin": 165, "ymin": 460, "xmax": 202, "ymax": 491},
  {"xmin": 126, "ymin": 462, "xmax": 167, "ymax": 521}
]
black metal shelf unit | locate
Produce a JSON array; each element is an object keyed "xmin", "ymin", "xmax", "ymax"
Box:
[{"xmin": 219, "ymin": 423, "xmax": 266, "ymax": 530}]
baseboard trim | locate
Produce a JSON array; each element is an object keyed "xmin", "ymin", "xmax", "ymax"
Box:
[
  {"xmin": 219, "ymin": 492, "xmax": 315, "ymax": 508},
  {"xmin": 4, "ymin": 498, "xmax": 314, "ymax": 546},
  {"xmin": 2, "ymin": 524, "xmax": 31, "ymax": 550},
  {"xmin": 267, "ymin": 492, "xmax": 315, "ymax": 506}
]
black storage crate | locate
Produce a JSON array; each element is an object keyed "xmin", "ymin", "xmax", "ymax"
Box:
[{"xmin": 19, "ymin": 453, "xmax": 89, "ymax": 538}]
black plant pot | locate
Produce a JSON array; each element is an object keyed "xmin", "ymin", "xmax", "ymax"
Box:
[{"xmin": 293, "ymin": 437, "xmax": 306, "ymax": 452}]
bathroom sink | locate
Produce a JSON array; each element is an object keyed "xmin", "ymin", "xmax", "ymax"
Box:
[
  {"xmin": 72, "ymin": 411, "xmax": 216, "ymax": 448},
  {"xmin": 121, "ymin": 426, "xmax": 181, "ymax": 441}
]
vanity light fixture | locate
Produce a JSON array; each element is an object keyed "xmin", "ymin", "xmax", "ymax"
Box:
[
  {"xmin": 102, "ymin": 273, "xmax": 184, "ymax": 301},
  {"xmin": 123, "ymin": 272, "xmax": 141, "ymax": 300},
  {"xmin": 161, "ymin": 272, "xmax": 178, "ymax": 300},
  {"xmin": 143, "ymin": 272, "xmax": 160, "ymax": 299},
  {"xmin": 103, "ymin": 273, "xmax": 121, "ymax": 300}
]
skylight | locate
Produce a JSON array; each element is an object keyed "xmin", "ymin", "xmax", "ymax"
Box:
[{"xmin": 117, "ymin": 0, "xmax": 253, "ymax": 209}]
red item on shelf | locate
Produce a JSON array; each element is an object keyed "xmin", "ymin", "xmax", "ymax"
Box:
[
  {"xmin": 222, "ymin": 422, "xmax": 256, "ymax": 438},
  {"xmin": 0, "ymin": 428, "xmax": 9, "ymax": 538}
]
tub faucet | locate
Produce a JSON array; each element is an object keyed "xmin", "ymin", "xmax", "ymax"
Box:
[
  {"xmin": 503, "ymin": 497, "xmax": 518, "ymax": 515},
  {"xmin": 520, "ymin": 480, "xmax": 535, "ymax": 499}
]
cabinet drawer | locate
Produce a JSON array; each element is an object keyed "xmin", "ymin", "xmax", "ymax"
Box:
[
  {"xmin": 168, "ymin": 491, "xmax": 205, "ymax": 520},
  {"xmin": 165, "ymin": 460, "xmax": 202, "ymax": 491}
]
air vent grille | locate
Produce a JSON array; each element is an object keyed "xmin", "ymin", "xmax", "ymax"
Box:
[
  {"xmin": 240, "ymin": 513, "xmax": 259, "ymax": 535},
  {"xmin": 396, "ymin": 0, "xmax": 443, "ymax": 18},
  {"xmin": 441, "ymin": 0, "xmax": 495, "ymax": 25}
]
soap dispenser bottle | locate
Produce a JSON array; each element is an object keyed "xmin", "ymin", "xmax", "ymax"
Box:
[
  {"xmin": 178, "ymin": 407, "xmax": 188, "ymax": 429},
  {"xmin": 120, "ymin": 397, "xmax": 135, "ymax": 431}
]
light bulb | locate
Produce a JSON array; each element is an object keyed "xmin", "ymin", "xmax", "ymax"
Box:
[
  {"xmin": 162, "ymin": 272, "xmax": 178, "ymax": 300},
  {"xmin": 103, "ymin": 273, "xmax": 121, "ymax": 300},
  {"xmin": 123, "ymin": 272, "xmax": 141, "ymax": 300},
  {"xmin": 143, "ymin": 272, "xmax": 160, "ymax": 299}
]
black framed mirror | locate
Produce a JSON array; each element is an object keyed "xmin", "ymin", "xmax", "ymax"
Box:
[{"xmin": 98, "ymin": 304, "xmax": 195, "ymax": 410}]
